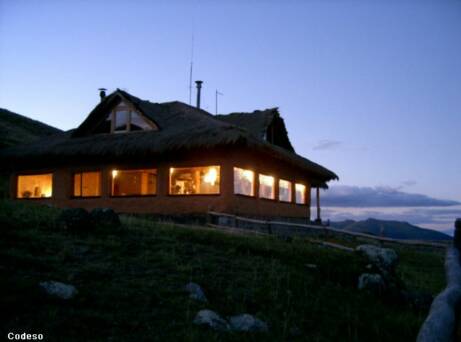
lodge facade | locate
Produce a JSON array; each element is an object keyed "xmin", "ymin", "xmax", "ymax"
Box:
[{"xmin": 1, "ymin": 89, "xmax": 338, "ymax": 222}]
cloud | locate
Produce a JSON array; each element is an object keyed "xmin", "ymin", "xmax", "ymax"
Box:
[
  {"xmin": 400, "ymin": 180, "xmax": 417, "ymax": 188},
  {"xmin": 321, "ymin": 185, "xmax": 460, "ymax": 207},
  {"xmin": 312, "ymin": 139, "xmax": 341, "ymax": 151}
]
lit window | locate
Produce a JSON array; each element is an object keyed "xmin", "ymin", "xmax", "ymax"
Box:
[
  {"xmin": 17, "ymin": 174, "xmax": 52, "ymax": 198},
  {"xmin": 234, "ymin": 167, "xmax": 254, "ymax": 196},
  {"xmin": 259, "ymin": 174, "xmax": 275, "ymax": 200},
  {"xmin": 73, "ymin": 171, "xmax": 101, "ymax": 197},
  {"xmin": 111, "ymin": 169, "xmax": 157, "ymax": 196},
  {"xmin": 170, "ymin": 166, "xmax": 220, "ymax": 195},
  {"xmin": 279, "ymin": 179, "xmax": 292, "ymax": 202},
  {"xmin": 295, "ymin": 183, "xmax": 306, "ymax": 204}
]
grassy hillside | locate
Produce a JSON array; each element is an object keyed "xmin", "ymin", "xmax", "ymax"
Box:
[
  {"xmin": 0, "ymin": 200, "xmax": 446, "ymax": 341},
  {"xmin": 332, "ymin": 218, "xmax": 451, "ymax": 241},
  {"xmin": 0, "ymin": 108, "xmax": 61, "ymax": 148}
]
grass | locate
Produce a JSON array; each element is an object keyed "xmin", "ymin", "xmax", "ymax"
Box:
[{"xmin": 0, "ymin": 200, "xmax": 447, "ymax": 341}]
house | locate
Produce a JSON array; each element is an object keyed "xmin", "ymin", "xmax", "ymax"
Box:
[{"xmin": 0, "ymin": 88, "xmax": 338, "ymax": 222}]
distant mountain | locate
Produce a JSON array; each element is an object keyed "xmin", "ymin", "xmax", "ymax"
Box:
[
  {"xmin": 331, "ymin": 218, "xmax": 452, "ymax": 241},
  {"xmin": 0, "ymin": 108, "xmax": 62, "ymax": 148}
]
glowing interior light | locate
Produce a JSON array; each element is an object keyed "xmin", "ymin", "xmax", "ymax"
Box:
[
  {"xmin": 260, "ymin": 174, "xmax": 274, "ymax": 186},
  {"xmin": 295, "ymin": 183, "xmax": 306, "ymax": 192},
  {"xmin": 204, "ymin": 167, "xmax": 218, "ymax": 185},
  {"xmin": 112, "ymin": 170, "xmax": 118, "ymax": 178},
  {"xmin": 242, "ymin": 170, "xmax": 254, "ymax": 181},
  {"xmin": 43, "ymin": 186, "xmax": 52, "ymax": 197}
]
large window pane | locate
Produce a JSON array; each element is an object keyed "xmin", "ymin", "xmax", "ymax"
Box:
[
  {"xmin": 295, "ymin": 183, "xmax": 306, "ymax": 204},
  {"xmin": 17, "ymin": 174, "xmax": 52, "ymax": 198},
  {"xmin": 170, "ymin": 166, "xmax": 220, "ymax": 195},
  {"xmin": 112, "ymin": 169, "xmax": 157, "ymax": 196},
  {"xmin": 114, "ymin": 110, "xmax": 129, "ymax": 131},
  {"xmin": 73, "ymin": 171, "xmax": 101, "ymax": 197},
  {"xmin": 279, "ymin": 179, "xmax": 292, "ymax": 202},
  {"xmin": 130, "ymin": 112, "xmax": 153, "ymax": 131},
  {"xmin": 259, "ymin": 174, "xmax": 275, "ymax": 200},
  {"xmin": 234, "ymin": 167, "xmax": 254, "ymax": 196}
]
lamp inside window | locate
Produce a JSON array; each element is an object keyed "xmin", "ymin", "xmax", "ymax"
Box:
[
  {"xmin": 17, "ymin": 174, "xmax": 52, "ymax": 198},
  {"xmin": 170, "ymin": 166, "xmax": 220, "ymax": 195}
]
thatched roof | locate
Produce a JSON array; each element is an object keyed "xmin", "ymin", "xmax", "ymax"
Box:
[
  {"xmin": 216, "ymin": 109, "xmax": 295, "ymax": 152},
  {"xmin": 0, "ymin": 89, "xmax": 338, "ymax": 185},
  {"xmin": 0, "ymin": 108, "xmax": 62, "ymax": 148}
]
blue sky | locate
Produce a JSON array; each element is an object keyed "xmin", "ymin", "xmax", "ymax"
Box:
[{"xmin": 1, "ymin": 0, "xmax": 460, "ymax": 228}]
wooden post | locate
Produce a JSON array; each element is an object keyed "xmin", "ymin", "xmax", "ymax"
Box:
[
  {"xmin": 455, "ymin": 218, "xmax": 461, "ymax": 250},
  {"xmin": 316, "ymin": 186, "xmax": 321, "ymax": 224}
]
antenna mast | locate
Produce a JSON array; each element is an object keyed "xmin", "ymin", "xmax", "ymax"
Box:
[
  {"xmin": 188, "ymin": 34, "xmax": 195, "ymax": 105},
  {"xmin": 215, "ymin": 89, "xmax": 223, "ymax": 115}
]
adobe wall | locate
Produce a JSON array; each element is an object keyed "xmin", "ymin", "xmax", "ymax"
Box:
[{"xmin": 9, "ymin": 147, "xmax": 314, "ymax": 220}]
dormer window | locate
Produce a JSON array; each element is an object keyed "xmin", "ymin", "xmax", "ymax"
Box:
[{"xmin": 105, "ymin": 101, "xmax": 157, "ymax": 133}]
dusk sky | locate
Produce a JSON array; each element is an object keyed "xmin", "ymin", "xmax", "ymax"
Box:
[{"xmin": 1, "ymin": 0, "xmax": 460, "ymax": 229}]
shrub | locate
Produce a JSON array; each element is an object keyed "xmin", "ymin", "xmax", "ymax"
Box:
[
  {"xmin": 57, "ymin": 208, "xmax": 92, "ymax": 232},
  {"xmin": 90, "ymin": 208, "xmax": 121, "ymax": 230}
]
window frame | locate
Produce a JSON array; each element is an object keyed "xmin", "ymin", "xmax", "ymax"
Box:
[
  {"xmin": 169, "ymin": 165, "xmax": 221, "ymax": 196},
  {"xmin": 110, "ymin": 168, "xmax": 158, "ymax": 197},
  {"xmin": 258, "ymin": 173, "xmax": 276, "ymax": 200},
  {"xmin": 295, "ymin": 183, "xmax": 307, "ymax": 205},
  {"xmin": 233, "ymin": 167, "xmax": 255, "ymax": 197},
  {"xmin": 72, "ymin": 171, "xmax": 102, "ymax": 198},
  {"xmin": 16, "ymin": 172, "xmax": 53, "ymax": 199},
  {"xmin": 109, "ymin": 101, "xmax": 157, "ymax": 134},
  {"xmin": 278, "ymin": 179, "xmax": 292, "ymax": 203}
]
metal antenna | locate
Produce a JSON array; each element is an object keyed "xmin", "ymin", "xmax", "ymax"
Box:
[
  {"xmin": 188, "ymin": 34, "xmax": 195, "ymax": 105},
  {"xmin": 215, "ymin": 89, "xmax": 223, "ymax": 115}
]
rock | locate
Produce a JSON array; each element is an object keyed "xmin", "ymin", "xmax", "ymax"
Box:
[
  {"xmin": 90, "ymin": 208, "xmax": 121, "ymax": 229},
  {"xmin": 57, "ymin": 208, "xmax": 92, "ymax": 232},
  {"xmin": 193, "ymin": 309, "xmax": 229, "ymax": 331},
  {"xmin": 289, "ymin": 325, "xmax": 302, "ymax": 337},
  {"xmin": 185, "ymin": 282, "xmax": 208, "ymax": 302},
  {"xmin": 356, "ymin": 244, "xmax": 398, "ymax": 273},
  {"xmin": 401, "ymin": 290, "xmax": 433, "ymax": 311},
  {"xmin": 228, "ymin": 314, "xmax": 269, "ymax": 332},
  {"xmin": 39, "ymin": 281, "xmax": 77, "ymax": 299},
  {"xmin": 358, "ymin": 273, "xmax": 386, "ymax": 293}
]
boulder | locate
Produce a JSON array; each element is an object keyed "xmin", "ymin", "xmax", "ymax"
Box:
[
  {"xmin": 39, "ymin": 281, "xmax": 77, "ymax": 299},
  {"xmin": 193, "ymin": 309, "xmax": 229, "ymax": 332},
  {"xmin": 356, "ymin": 244, "xmax": 398, "ymax": 273},
  {"xmin": 401, "ymin": 290, "xmax": 434, "ymax": 311},
  {"xmin": 57, "ymin": 208, "xmax": 92, "ymax": 232},
  {"xmin": 228, "ymin": 314, "xmax": 269, "ymax": 332},
  {"xmin": 185, "ymin": 282, "xmax": 208, "ymax": 302},
  {"xmin": 358, "ymin": 273, "xmax": 386, "ymax": 293},
  {"xmin": 90, "ymin": 208, "xmax": 121, "ymax": 229}
]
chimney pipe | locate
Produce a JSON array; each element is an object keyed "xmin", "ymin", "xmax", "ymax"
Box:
[
  {"xmin": 98, "ymin": 88, "xmax": 107, "ymax": 102},
  {"xmin": 195, "ymin": 81, "xmax": 203, "ymax": 109}
]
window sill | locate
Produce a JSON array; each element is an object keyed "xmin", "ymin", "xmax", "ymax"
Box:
[
  {"xmin": 234, "ymin": 193, "xmax": 256, "ymax": 198},
  {"xmin": 71, "ymin": 196, "xmax": 102, "ymax": 199},
  {"xmin": 110, "ymin": 194, "xmax": 157, "ymax": 198},
  {"xmin": 168, "ymin": 193, "xmax": 221, "ymax": 197}
]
